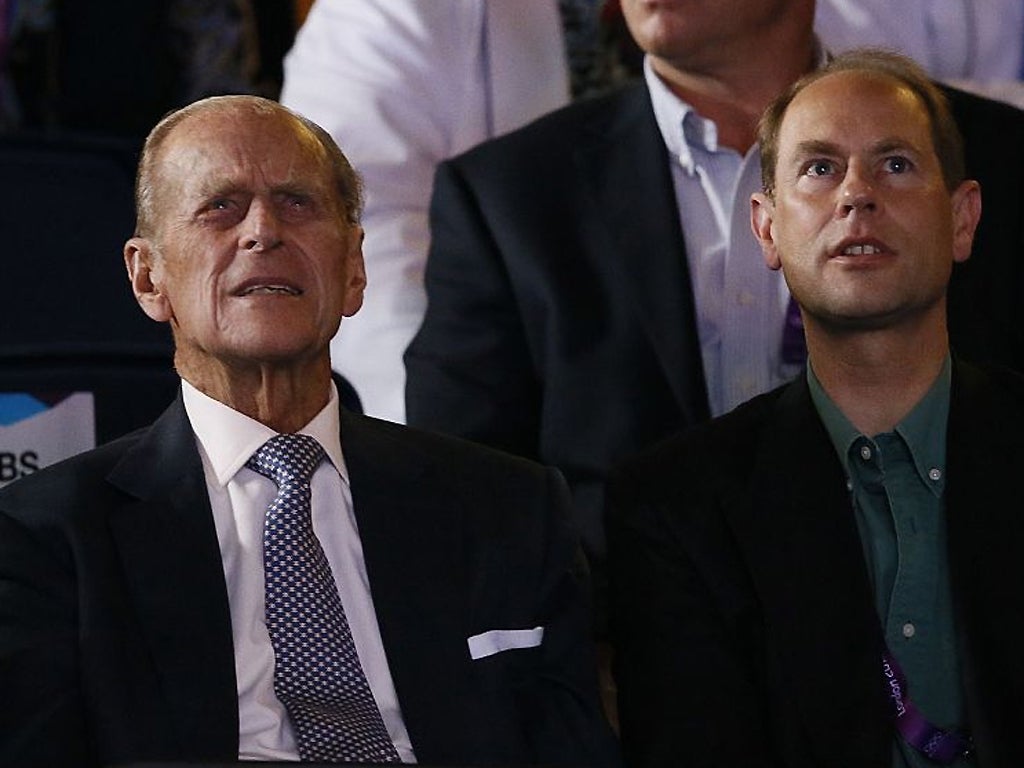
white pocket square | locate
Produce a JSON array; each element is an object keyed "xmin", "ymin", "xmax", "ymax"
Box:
[{"xmin": 466, "ymin": 626, "xmax": 545, "ymax": 660}]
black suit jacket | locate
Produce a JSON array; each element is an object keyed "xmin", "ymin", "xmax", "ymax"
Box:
[
  {"xmin": 405, "ymin": 80, "xmax": 1024, "ymax": 573},
  {"xmin": 0, "ymin": 397, "xmax": 619, "ymax": 768},
  {"xmin": 406, "ymin": 83, "xmax": 707, "ymax": 569},
  {"xmin": 607, "ymin": 362, "xmax": 1024, "ymax": 768}
]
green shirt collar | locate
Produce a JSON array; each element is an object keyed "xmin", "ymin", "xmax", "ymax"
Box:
[{"xmin": 807, "ymin": 356, "xmax": 950, "ymax": 497}]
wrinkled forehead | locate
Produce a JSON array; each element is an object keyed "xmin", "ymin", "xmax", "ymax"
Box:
[{"xmin": 156, "ymin": 107, "xmax": 331, "ymax": 196}]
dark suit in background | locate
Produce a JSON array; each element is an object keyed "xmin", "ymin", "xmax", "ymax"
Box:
[
  {"xmin": 406, "ymin": 82, "xmax": 708, "ymax": 570},
  {"xmin": 405, "ymin": 79, "xmax": 1024, "ymax": 573},
  {"xmin": 606, "ymin": 362, "xmax": 1024, "ymax": 767},
  {"xmin": 0, "ymin": 397, "xmax": 617, "ymax": 768}
]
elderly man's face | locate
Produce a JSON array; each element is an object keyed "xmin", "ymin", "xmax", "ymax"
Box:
[
  {"xmin": 751, "ymin": 70, "xmax": 980, "ymax": 333},
  {"xmin": 132, "ymin": 108, "xmax": 364, "ymax": 371}
]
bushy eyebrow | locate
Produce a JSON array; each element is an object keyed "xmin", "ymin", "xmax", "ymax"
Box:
[
  {"xmin": 191, "ymin": 179, "xmax": 324, "ymax": 202},
  {"xmin": 789, "ymin": 137, "xmax": 921, "ymax": 161},
  {"xmin": 269, "ymin": 182, "xmax": 321, "ymax": 198},
  {"xmin": 791, "ymin": 139, "xmax": 842, "ymax": 159},
  {"xmin": 193, "ymin": 179, "xmax": 246, "ymax": 200}
]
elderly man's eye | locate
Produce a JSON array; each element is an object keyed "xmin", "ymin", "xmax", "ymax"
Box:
[{"xmin": 273, "ymin": 191, "xmax": 315, "ymax": 213}]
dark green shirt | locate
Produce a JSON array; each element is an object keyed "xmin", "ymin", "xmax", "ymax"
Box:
[{"xmin": 809, "ymin": 358, "xmax": 968, "ymax": 768}]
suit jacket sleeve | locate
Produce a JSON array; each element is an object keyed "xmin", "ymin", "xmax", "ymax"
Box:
[
  {"xmin": 0, "ymin": 510, "xmax": 91, "ymax": 766},
  {"xmin": 405, "ymin": 157, "xmax": 543, "ymax": 460},
  {"xmin": 517, "ymin": 466, "xmax": 622, "ymax": 768}
]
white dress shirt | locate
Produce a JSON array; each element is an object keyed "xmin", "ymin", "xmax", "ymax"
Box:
[
  {"xmin": 281, "ymin": 0, "xmax": 569, "ymax": 423},
  {"xmin": 181, "ymin": 380, "xmax": 416, "ymax": 762},
  {"xmin": 644, "ymin": 58, "xmax": 802, "ymax": 416}
]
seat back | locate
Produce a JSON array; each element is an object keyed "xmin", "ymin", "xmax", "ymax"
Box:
[{"xmin": 0, "ymin": 133, "xmax": 176, "ymax": 485}]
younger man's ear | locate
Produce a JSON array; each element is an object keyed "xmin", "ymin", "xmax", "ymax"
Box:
[
  {"xmin": 124, "ymin": 237, "xmax": 173, "ymax": 323},
  {"xmin": 950, "ymin": 180, "xmax": 982, "ymax": 264},
  {"xmin": 750, "ymin": 192, "xmax": 782, "ymax": 271}
]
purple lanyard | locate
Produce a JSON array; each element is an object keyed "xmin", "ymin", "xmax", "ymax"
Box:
[
  {"xmin": 781, "ymin": 297, "xmax": 807, "ymax": 364},
  {"xmin": 882, "ymin": 651, "xmax": 973, "ymax": 763}
]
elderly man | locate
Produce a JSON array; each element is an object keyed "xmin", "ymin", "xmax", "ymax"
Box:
[
  {"xmin": 608, "ymin": 51, "xmax": 1022, "ymax": 767},
  {"xmin": 0, "ymin": 96, "xmax": 618, "ymax": 768}
]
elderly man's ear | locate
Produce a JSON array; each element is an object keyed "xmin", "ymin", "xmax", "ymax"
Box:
[{"xmin": 125, "ymin": 237, "xmax": 173, "ymax": 323}]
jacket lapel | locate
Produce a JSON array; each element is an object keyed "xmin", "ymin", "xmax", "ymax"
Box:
[
  {"xmin": 727, "ymin": 380, "xmax": 889, "ymax": 765},
  {"xmin": 574, "ymin": 83, "xmax": 710, "ymax": 424},
  {"xmin": 341, "ymin": 413, "xmax": 492, "ymax": 763},
  {"xmin": 105, "ymin": 397, "xmax": 238, "ymax": 758}
]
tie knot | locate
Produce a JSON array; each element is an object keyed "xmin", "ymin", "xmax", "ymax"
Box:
[{"xmin": 247, "ymin": 434, "xmax": 325, "ymax": 488}]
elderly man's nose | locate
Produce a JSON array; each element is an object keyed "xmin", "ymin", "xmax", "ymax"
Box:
[{"xmin": 242, "ymin": 202, "xmax": 282, "ymax": 251}]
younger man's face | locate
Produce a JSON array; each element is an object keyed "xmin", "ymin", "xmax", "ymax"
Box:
[{"xmin": 751, "ymin": 70, "xmax": 980, "ymax": 333}]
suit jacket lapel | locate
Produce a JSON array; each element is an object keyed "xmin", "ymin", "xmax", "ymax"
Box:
[
  {"xmin": 728, "ymin": 380, "xmax": 889, "ymax": 765},
  {"xmin": 105, "ymin": 397, "xmax": 238, "ymax": 758},
  {"xmin": 341, "ymin": 413, "xmax": 490, "ymax": 763},
  {"xmin": 575, "ymin": 83, "xmax": 710, "ymax": 424}
]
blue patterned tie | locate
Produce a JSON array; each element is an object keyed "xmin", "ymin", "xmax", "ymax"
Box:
[{"xmin": 248, "ymin": 434, "xmax": 401, "ymax": 763}]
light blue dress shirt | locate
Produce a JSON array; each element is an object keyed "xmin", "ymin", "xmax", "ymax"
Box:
[{"xmin": 644, "ymin": 58, "xmax": 802, "ymax": 416}]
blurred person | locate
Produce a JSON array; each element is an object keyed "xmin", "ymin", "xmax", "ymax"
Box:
[
  {"xmin": 281, "ymin": 0, "xmax": 633, "ymax": 422},
  {"xmin": 0, "ymin": 0, "xmax": 287, "ymax": 138},
  {"xmin": 816, "ymin": 0, "xmax": 1024, "ymax": 107}
]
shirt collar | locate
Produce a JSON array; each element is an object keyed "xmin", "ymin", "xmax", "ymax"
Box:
[
  {"xmin": 808, "ymin": 356, "xmax": 951, "ymax": 496},
  {"xmin": 894, "ymin": 356, "xmax": 950, "ymax": 494},
  {"xmin": 181, "ymin": 378, "xmax": 348, "ymax": 487},
  {"xmin": 807, "ymin": 363, "xmax": 860, "ymax": 480},
  {"xmin": 644, "ymin": 55, "xmax": 704, "ymax": 173}
]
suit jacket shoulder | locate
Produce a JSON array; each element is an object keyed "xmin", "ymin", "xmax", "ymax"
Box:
[
  {"xmin": 608, "ymin": 383, "xmax": 787, "ymax": 510},
  {"xmin": 451, "ymin": 80, "xmax": 655, "ymax": 170},
  {"xmin": 0, "ymin": 396, "xmax": 239, "ymax": 767}
]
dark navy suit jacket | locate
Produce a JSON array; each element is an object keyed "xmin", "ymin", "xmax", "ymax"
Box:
[{"xmin": 0, "ymin": 396, "xmax": 619, "ymax": 768}]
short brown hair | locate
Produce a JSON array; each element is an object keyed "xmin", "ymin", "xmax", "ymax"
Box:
[
  {"xmin": 758, "ymin": 48, "xmax": 965, "ymax": 196},
  {"xmin": 134, "ymin": 95, "xmax": 363, "ymax": 237}
]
